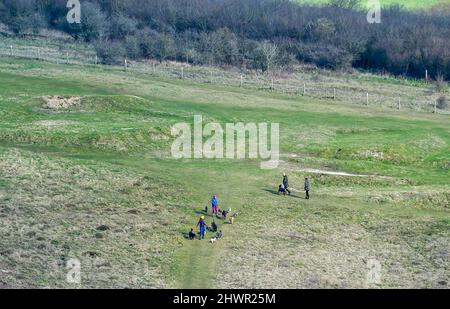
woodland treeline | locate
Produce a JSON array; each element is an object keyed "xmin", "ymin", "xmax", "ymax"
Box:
[{"xmin": 1, "ymin": 0, "xmax": 449, "ymax": 79}]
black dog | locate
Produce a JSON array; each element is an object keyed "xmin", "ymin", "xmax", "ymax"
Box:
[
  {"xmin": 222, "ymin": 209, "xmax": 228, "ymax": 220},
  {"xmin": 188, "ymin": 229, "xmax": 196, "ymax": 240}
]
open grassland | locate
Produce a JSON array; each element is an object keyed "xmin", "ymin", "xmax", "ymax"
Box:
[
  {"xmin": 0, "ymin": 56, "xmax": 448, "ymax": 288},
  {"xmin": 1, "ymin": 36, "xmax": 448, "ymax": 113}
]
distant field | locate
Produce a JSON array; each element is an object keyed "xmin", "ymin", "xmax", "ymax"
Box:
[{"xmin": 295, "ymin": 0, "xmax": 450, "ymax": 10}]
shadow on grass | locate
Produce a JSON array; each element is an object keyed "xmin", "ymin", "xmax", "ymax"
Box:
[
  {"xmin": 263, "ymin": 188, "xmax": 304, "ymax": 199},
  {"xmin": 195, "ymin": 210, "xmax": 208, "ymax": 215}
]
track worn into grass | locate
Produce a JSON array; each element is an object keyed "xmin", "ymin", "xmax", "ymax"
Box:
[{"xmin": 174, "ymin": 231, "xmax": 222, "ymax": 289}]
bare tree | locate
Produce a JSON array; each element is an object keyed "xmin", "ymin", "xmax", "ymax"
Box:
[
  {"xmin": 435, "ymin": 72, "xmax": 448, "ymax": 93},
  {"xmin": 260, "ymin": 41, "xmax": 278, "ymax": 74}
]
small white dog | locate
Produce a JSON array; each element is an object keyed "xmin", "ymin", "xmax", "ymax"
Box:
[{"xmin": 210, "ymin": 237, "xmax": 217, "ymax": 244}]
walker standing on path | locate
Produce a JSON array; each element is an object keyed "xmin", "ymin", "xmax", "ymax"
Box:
[
  {"xmin": 283, "ymin": 173, "xmax": 291, "ymax": 195},
  {"xmin": 197, "ymin": 215, "xmax": 208, "ymax": 239},
  {"xmin": 211, "ymin": 194, "xmax": 219, "ymax": 216},
  {"xmin": 304, "ymin": 178, "xmax": 311, "ymax": 200}
]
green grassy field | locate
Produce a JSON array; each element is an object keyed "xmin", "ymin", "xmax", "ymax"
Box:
[
  {"xmin": 295, "ymin": 0, "xmax": 450, "ymax": 10},
  {"xmin": 0, "ymin": 56, "xmax": 448, "ymax": 288}
]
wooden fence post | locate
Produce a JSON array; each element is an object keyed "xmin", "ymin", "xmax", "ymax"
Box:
[
  {"xmin": 124, "ymin": 58, "xmax": 128, "ymax": 71},
  {"xmin": 366, "ymin": 92, "xmax": 369, "ymax": 106},
  {"xmin": 181, "ymin": 67, "xmax": 184, "ymax": 79},
  {"xmin": 66, "ymin": 52, "xmax": 69, "ymax": 64},
  {"xmin": 95, "ymin": 55, "xmax": 98, "ymax": 65},
  {"xmin": 434, "ymin": 99, "xmax": 437, "ymax": 114},
  {"xmin": 10, "ymin": 45, "xmax": 13, "ymax": 57},
  {"xmin": 333, "ymin": 88, "xmax": 336, "ymax": 100},
  {"xmin": 240, "ymin": 75, "xmax": 243, "ymax": 87},
  {"xmin": 303, "ymin": 83, "xmax": 306, "ymax": 95},
  {"xmin": 397, "ymin": 97, "xmax": 401, "ymax": 110}
]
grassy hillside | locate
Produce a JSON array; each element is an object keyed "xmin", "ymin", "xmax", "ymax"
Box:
[
  {"xmin": 1, "ymin": 36, "xmax": 446, "ymax": 113},
  {"xmin": 0, "ymin": 56, "xmax": 448, "ymax": 288},
  {"xmin": 295, "ymin": 0, "xmax": 450, "ymax": 10}
]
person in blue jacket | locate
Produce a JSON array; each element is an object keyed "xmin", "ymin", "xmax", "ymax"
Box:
[{"xmin": 211, "ymin": 194, "xmax": 219, "ymax": 216}]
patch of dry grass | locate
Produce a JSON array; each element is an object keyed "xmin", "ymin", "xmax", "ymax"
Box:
[
  {"xmin": 0, "ymin": 148, "xmax": 187, "ymax": 288},
  {"xmin": 216, "ymin": 193, "xmax": 450, "ymax": 288}
]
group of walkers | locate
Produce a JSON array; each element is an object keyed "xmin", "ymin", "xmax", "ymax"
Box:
[
  {"xmin": 278, "ymin": 172, "xmax": 311, "ymax": 200},
  {"xmin": 188, "ymin": 173, "xmax": 311, "ymax": 242},
  {"xmin": 190, "ymin": 194, "xmax": 232, "ymax": 241}
]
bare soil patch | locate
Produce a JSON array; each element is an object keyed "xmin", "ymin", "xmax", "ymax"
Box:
[
  {"xmin": 34, "ymin": 120, "xmax": 77, "ymax": 127},
  {"xmin": 42, "ymin": 96, "xmax": 81, "ymax": 109}
]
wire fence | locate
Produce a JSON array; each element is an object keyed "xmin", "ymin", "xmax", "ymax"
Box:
[{"xmin": 0, "ymin": 40, "xmax": 448, "ymax": 114}]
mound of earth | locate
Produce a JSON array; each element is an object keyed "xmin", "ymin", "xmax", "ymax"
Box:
[{"xmin": 42, "ymin": 96, "xmax": 81, "ymax": 109}]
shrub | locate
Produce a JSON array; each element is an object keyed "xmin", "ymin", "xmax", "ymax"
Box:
[
  {"xmin": 124, "ymin": 35, "xmax": 141, "ymax": 59},
  {"xmin": 66, "ymin": 2, "xmax": 107, "ymax": 41},
  {"xmin": 295, "ymin": 43, "xmax": 353, "ymax": 70},
  {"xmin": 436, "ymin": 96, "xmax": 448, "ymax": 110},
  {"xmin": 94, "ymin": 40, "xmax": 126, "ymax": 65},
  {"xmin": 435, "ymin": 73, "xmax": 448, "ymax": 93},
  {"xmin": 107, "ymin": 14, "xmax": 137, "ymax": 39}
]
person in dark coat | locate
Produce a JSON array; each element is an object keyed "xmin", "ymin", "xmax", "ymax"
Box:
[
  {"xmin": 304, "ymin": 177, "xmax": 310, "ymax": 200},
  {"xmin": 211, "ymin": 220, "xmax": 218, "ymax": 232},
  {"xmin": 283, "ymin": 173, "xmax": 291, "ymax": 195}
]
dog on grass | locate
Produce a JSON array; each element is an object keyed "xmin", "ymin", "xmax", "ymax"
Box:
[
  {"xmin": 228, "ymin": 211, "xmax": 239, "ymax": 224},
  {"xmin": 210, "ymin": 237, "xmax": 217, "ymax": 244}
]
